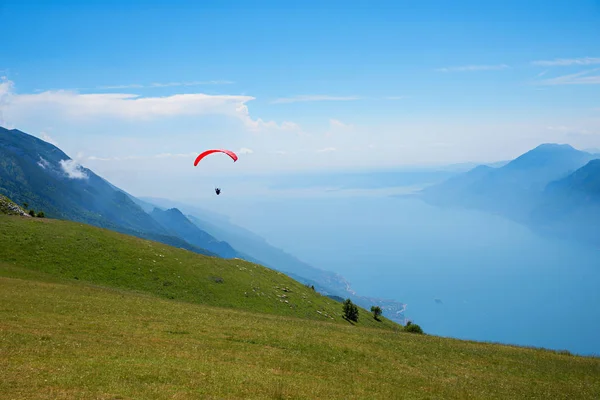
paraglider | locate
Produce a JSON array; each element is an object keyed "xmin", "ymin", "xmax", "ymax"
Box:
[
  {"xmin": 193, "ymin": 149, "xmax": 238, "ymax": 166},
  {"xmin": 193, "ymin": 149, "xmax": 238, "ymax": 196}
]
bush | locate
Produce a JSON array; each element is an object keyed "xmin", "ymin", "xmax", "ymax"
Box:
[
  {"xmin": 36, "ymin": 211, "xmax": 45, "ymax": 218},
  {"xmin": 342, "ymin": 299, "xmax": 359, "ymax": 322},
  {"xmin": 28, "ymin": 209, "xmax": 35, "ymax": 217},
  {"xmin": 370, "ymin": 306, "xmax": 382, "ymax": 320},
  {"xmin": 404, "ymin": 322, "xmax": 423, "ymax": 334}
]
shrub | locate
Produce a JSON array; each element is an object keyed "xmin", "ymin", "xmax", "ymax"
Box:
[
  {"xmin": 404, "ymin": 322, "xmax": 423, "ymax": 334},
  {"xmin": 370, "ymin": 306, "xmax": 382, "ymax": 320},
  {"xmin": 342, "ymin": 298, "xmax": 359, "ymax": 322},
  {"xmin": 28, "ymin": 209, "xmax": 35, "ymax": 217},
  {"xmin": 36, "ymin": 211, "xmax": 45, "ymax": 218}
]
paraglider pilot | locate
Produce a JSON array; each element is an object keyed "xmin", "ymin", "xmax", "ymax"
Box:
[{"xmin": 215, "ymin": 187, "xmax": 221, "ymax": 195}]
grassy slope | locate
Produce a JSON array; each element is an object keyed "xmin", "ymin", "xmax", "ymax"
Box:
[
  {"xmin": 2, "ymin": 277, "xmax": 599, "ymax": 399},
  {"xmin": 0, "ymin": 215, "xmax": 395, "ymax": 329}
]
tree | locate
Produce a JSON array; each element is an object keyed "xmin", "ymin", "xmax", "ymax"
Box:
[
  {"xmin": 36, "ymin": 211, "xmax": 45, "ymax": 218},
  {"xmin": 342, "ymin": 299, "xmax": 359, "ymax": 322},
  {"xmin": 404, "ymin": 321, "xmax": 423, "ymax": 334},
  {"xmin": 23, "ymin": 202, "xmax": 29, "ymax": 209},
  {"xmin": 28, "ymin": 210, "xmax": 35, "ymax": 217},
  {"xmin": 370, "ymin": 306, "xmax": 382, "ymax": 321}
]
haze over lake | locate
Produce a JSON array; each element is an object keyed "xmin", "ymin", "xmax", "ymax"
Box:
[{"xmin": 200, "ymin": 190, "xmax": 600, "ymax": 356}]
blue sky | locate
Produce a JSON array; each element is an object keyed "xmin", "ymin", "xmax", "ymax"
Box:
[{"xmin": 1, "ymin": 0, "xmax": 599, "ymax": 197}]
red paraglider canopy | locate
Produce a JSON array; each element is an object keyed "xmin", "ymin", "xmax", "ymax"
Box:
[{"xmin": 193, "ymin": 149, "xmax": 238, "ymax": 166}]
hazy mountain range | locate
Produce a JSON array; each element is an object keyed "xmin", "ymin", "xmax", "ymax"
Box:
[{"xmin": 412, "ymin": 143, "xmax": 600, "ymax": 247}]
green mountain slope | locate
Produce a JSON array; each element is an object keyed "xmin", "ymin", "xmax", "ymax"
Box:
[
  {"xmin": 0, "ymin": 127, "xmax": 166, "ymax": 234},
  {"xmin": 2, "ymin": 276, "xmax": 599, "ymax": 399},
  {"xmin": 0, "ymin": 126, "xmax": 224, "ymax": 257},
  {"xmin": 0, "ymin": 214, "xmax": 395, "ymax": 329}
]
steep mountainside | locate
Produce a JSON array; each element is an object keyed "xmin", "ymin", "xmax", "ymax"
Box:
[
  {"xmin": 151, "ymin": 207, "xmax": 239, "ymax": 258},
  {"xmin": 0, "ymin": 127, "xmax": 222, "ymax": 256},
  {"xmin": 529, "ymin": 160, "xmax": 600, "ymax": 244}
]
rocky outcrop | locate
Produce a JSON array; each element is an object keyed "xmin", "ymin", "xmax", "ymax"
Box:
[{"xmin": 0, "ymin": 195, "xmax": 30, "ymax": 216}]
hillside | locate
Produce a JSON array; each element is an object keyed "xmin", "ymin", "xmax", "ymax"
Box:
[
  {"xmin": 0, "ymin": 214, "xmax": 396, "ymax": 329},
  {"xmin": 2, "ymin": 275, "xmax": 599, "ymax": 399},
  {"xmin": 0, "ymin": 194, "xmax": 29, "ymax": 216},
  {"xmin": 141, "ymin": 196, "xmax": 408, "ymax": 323},
  {"xmin": 0, "ymin": 126, "xmax": 220, "ymax": 257}
]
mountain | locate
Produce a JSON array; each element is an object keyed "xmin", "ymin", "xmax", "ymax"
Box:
[
  {"xmin": 0, "ymin": 127, "xmax": 166, "ymax": 234},
  {"xmin": 150, "ymin": 207, "xmax": 239, "ymax": 258},
  {"xmin": 416, "ymin": 143, "xmax": 600, "ymax": 246},
  {"xmin": 529, "ymin": 159, "xmax": 600, "ymax": 245},
  {"xmin": 419, "ymin": 143, "xmax": 598, "ymax": 222},
  {"xmin": 0, "ymin": 126, "xmax": 220, "ymax": 256}
]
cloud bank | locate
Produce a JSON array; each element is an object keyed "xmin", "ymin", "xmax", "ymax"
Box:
[{"xmin": 0, "ymin": 78, "xmax": 298, "ymax": 133}]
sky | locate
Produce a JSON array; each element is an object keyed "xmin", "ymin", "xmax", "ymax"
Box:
[{"xmin": 1, "ymin": 0, "xmax": 600, "ymax": 198}]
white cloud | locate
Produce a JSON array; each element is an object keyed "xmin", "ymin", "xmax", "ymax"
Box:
[
  {"xmin": 97, "ymin": 80, "xmax": 234, "ymax": 90},
  {"xmin": 546, "ymin": 126, "xmax": 595, "ymax": 136},
  {"xmin": 40, "ymin": 131, "xmax": 58, "ymax": 146},
  {"xmin": 238, "ymin": 147, "xmax": 254, "ymax": 154},
  {"xmin": 59, "ymin": 159, "xmax": 88, "ymax": 179},
  {"xmin": 271, "ymin": 95, "xmax": 360, "ymax": 104},
  {"xmin": 536, "ymin": 68, "xmax": 600, "ymax": 85},
  {"xmin": 87, "ymin": 152, "xmax": 197, "ymax": 162},
  {"xmin": 532, "ymin": 57, "xmax": 600, "ymax": 67},
  {"xmin": 0, "ymin": 76, "xmax": 14, "ymax": 126},
  {"xmin": 435, "ymin": 64, "xmax": 510, "ymax": 72},
  {"xmin": 0, "ymin": 78, "xmax": 298, "ymax": 133},
  {"xmin": 37, "ymin": 157, "xmax": 50, "ymax": 169},
  {"xmin": 329, "ymin": 119, "xmax": 353, "ymax": 130},
  {"xmin": 324, "ymin": 118, "xmax": 355, "ymax": 138},
  {"xmin": 316, "ymin": 147, "xmax": 337, "ymax": 153}
]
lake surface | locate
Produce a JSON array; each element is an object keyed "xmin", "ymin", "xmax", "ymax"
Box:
[{"xmin": 205, "ymin": 194, "xmax": 600, "ymax": 356}]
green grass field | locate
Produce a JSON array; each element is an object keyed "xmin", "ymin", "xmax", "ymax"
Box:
[
  {"xmin": 0, "ymin": 215, "xmax": 396, "ymax": 329},
  {"xmin": 1, "ymin": 214, "xmax": 600, "ymax": 399}
]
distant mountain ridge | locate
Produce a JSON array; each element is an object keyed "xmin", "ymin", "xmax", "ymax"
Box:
[{"xmin": 416, "ymin": 143, "xmax": 600, "ymax": 246}]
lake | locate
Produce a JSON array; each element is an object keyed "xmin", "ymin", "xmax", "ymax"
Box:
[{"xmin": 203, "ymin": 194, "xmax": 600, "ymax": 356}]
